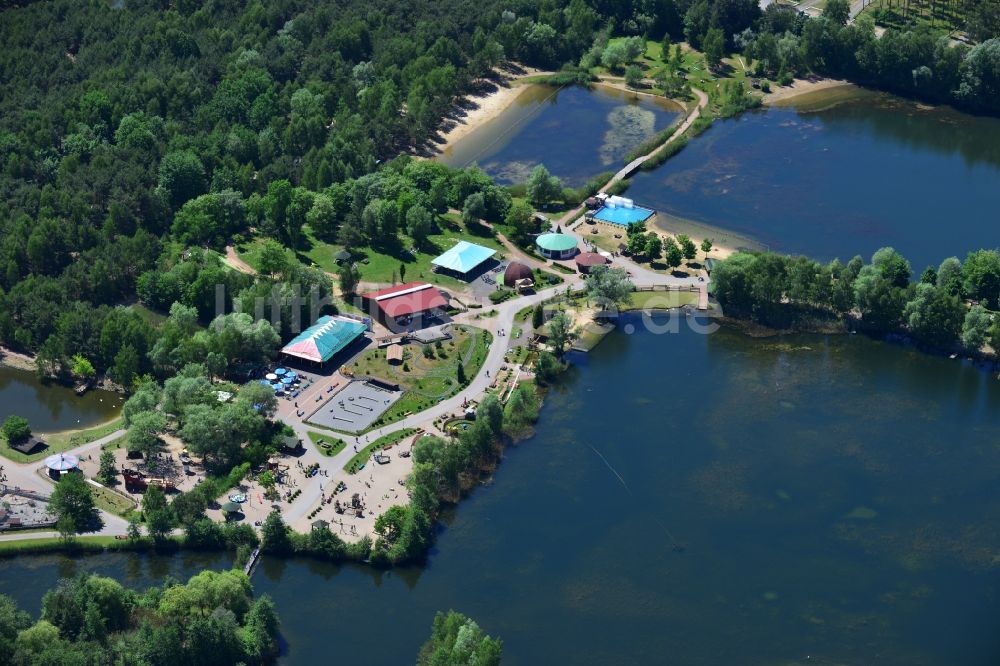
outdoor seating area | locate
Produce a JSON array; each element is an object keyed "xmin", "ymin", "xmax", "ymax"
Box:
[
  {"xmin": 478, "ymin": 263, "xmax": 506, "ymax": 288},
  {"xmin": 258, "ymin": 367, "xmax": 313, "ymax": 398}
]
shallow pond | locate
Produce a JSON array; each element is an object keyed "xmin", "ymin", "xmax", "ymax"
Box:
[
  {"xmin": 0, "ymin": 365, "xmax": 121, "ymax": 433},
  {"xmin": 438, "ymin": 84, "xmax": 682, "ymax": 188}
]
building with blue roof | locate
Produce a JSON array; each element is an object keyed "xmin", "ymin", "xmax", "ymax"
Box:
[{"xmin": 431, "ymin": 240, "xmax": 497, "ymax": 277}]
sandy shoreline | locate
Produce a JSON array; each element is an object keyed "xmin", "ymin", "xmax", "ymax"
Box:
[
  {"xmin": 764, "ymin": 77, "xmax": 856, "ymax": 105},
  {"xmin": 0, "ymin": 347, "xmax": 36, "ymax": 372},
  {"xmin": 434, "ymin": 68, "xmax": 554, "ymax": 154},
  {"xmin": 592, "ymin": 79, "xmax": 688, "ymax": 111}
]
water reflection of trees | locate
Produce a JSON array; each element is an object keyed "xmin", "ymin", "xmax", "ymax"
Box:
[{"xmin": 810, "ymin": 95, "xmax": 1000, "ymax": 169}]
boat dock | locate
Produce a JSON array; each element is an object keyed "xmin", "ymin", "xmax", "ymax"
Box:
[{"xmin": 244, "ymin": 547, "xmax": 261, "ymax": 578}]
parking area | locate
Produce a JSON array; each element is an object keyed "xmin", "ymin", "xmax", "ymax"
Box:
[{"xmin": 306, "ymin": 380, "xmax": 403, "ymax": 433}]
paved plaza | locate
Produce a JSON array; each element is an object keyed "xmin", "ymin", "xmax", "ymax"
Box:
[{"xmin": 306, "ymin": 379, "xmax": 402, "ymax": 433}]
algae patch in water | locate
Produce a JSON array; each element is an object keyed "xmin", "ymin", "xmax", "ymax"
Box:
[
  {"xmin": 844, "ymin": 506, "xmax": 878, "ymax": 520},
  {"xmin": 600, "ymin": 105, "xmax": 656, "ymax": 165}
]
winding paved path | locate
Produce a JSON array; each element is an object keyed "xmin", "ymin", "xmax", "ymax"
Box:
[{"xmin": 3, "ymin": 83, "xmax": 713, "ymax": 541}]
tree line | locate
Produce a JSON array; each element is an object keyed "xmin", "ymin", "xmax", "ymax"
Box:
[
  {"xmin": 0, "ymin": 570, "xmax": 279, "ymax": 665},
  {"xmin": 0, "ymin": 0, "xmax": 623, "ymax": 385},
  {"xmin": 2, "ymin": 0, "xmax": 996, "ymax": 393},
  {"xmin": 711, "ymin": 246, "xmax": 1000, "ymax": 352}
]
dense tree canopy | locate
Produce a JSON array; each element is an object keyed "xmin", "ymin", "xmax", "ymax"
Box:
[
  {"xmin": 0, "ymin": 0, "xmax": 619, "ymax": 385},
  {"xmin": 0, "ymin": 571, "xmax": 279, "ymax": 665},
  {"xmin": 711, "ymin": 246, "xmax": 1000, "ymax": 352},
  {"xmin": 417, "ymin": 610, "xmax": 502, "ymax": 666}
]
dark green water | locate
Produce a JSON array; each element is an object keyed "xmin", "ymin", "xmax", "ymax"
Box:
[
  {"xmin": 438, "ymin": 84, "xmax": 681, "ymax": 188},
  {"xmin": 632, "ymin": 90, "xmax": 1000, "ymax": 270},
  {"xmin": 0, "ymin": 366, "xmax": 121, "ymax": 432},
  {"xmin": 4, "ymin": 319, "xmax": 1000, "ymax": 664}
]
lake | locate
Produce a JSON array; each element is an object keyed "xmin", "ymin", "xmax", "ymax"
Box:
[
  {"xmin": 0, "ymin": 366, "xmax": 122, "ymax": 433},
  {"xmin": 632, "ymin": 88, "xmax": 1000, "ymax": 270},
  {"xmin": 4, "ymin": 317, "xmax": 1000, "ymax": 664},
  {"xmin": 438, "ymin": 84, "xmax": 682, "ymax": 188}
]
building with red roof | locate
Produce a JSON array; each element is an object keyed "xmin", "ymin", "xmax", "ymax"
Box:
[
  {"xmin": 361, "ymin": 282, "xmax": 450, "ymax": 328},
  {"xmin": 575, "ymin": 252, "xmax": 610, "ymax": 274}
]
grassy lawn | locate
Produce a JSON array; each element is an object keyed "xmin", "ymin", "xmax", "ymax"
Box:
[
  {"xmin": 0, "ymin": 535, "xmax": 116, "ymax": 555},
  {"xmin": 515, "ymin": 304, "xmax": 536, "ymax": 323},
  {"xmin": 344, "ymin": 428, "xmax": 417, "ymax": 474},
  {"xmin": 0, "ymin": 534, "xmax": 173, "ymax": 556},
  {"xmin": 344, "ymin": 325, "xmax": 493, "ymax": 431},
  {"xmin": 306, "ymin": 431, "xmax": 346, "ymax": 457},
  {"xmin": 506, "ymin": 343, "xmax": 534, "ymax": 366},
  {"xmin": 573, "ymin": 320, "xmax": 616, "ymax": 352},
  {"xmin": 236, "ymin": 216, "xmax": 508, "ymax": 291},
  {"xmin": 622, "ymin": 290, "xmax": 699, "ymax": 311},
  {"xmin": 859, "ymin": 0, "xmax": 965, "ymax": 33},
  {"xmin": 1, "ymin": 419, "xmax": 125, "ymax": 464},
  {"xmin": 89, "ymin": 482, "xmax": 137, "ymax": 517}
]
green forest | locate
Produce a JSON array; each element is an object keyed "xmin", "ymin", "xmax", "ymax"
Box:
[
  {"xmin": 711, "ymin": 246, "xmax": 1000, "ymax": 352},
  {"xmin": 0, "ymin": 0, "xmax": 997, "ymax": 393},
  {"xmin": 0, "ymin": 570, "xmax": 279, "ymax": 665}
]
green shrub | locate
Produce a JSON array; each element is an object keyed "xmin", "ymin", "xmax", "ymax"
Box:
[{"xmin": 624, "ymin": 126, "xmax": 678, "ymax": 164}]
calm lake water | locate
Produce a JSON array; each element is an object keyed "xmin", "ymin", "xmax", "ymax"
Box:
[
  {"xmin": 634, "ymin": 89, "xmax": 1000, "ymax": 270},
  {"xmin": 0, "ymin": 366, "xmax": 121, "ymax": 432},
  {"xmin": 4, "ymin": 317, "xmax": 1000, "ymax": 664},
  {"xmin": 438, "ymin": 84, "xmax": 682, "ymax": 188}
]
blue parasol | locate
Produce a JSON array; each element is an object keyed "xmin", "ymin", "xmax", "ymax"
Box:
[
  {"xmin": 285, "ymin": 371, "xmax": 297, "ymax": 379},
  {"xmin": 281, "ymin": 377, "xmax": 294, "ymax": 385},
  {"xmin": 275, "ymin": 368, "xmax": 287, "ymax": 376}
]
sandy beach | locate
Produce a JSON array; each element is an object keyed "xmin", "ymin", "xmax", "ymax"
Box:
[
  {"xmin": 434, "ymin": 68, "xmax": 554, "ymax": 154},
  {"xmin": 764, "ymin": 77, "xmax": 856, "ymax": 105},
  {"xmin": 0, "ymin": 346, "xmax": 37, "ymax": 372}
]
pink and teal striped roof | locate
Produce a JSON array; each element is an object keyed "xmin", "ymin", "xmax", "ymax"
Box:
[{"xmin": 281, "ymin": 316, "xmax": 366, "ymax": 363}]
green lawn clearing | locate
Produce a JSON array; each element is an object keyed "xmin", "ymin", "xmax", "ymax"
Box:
[
  {"xmin": 1, "ymin": 419, "xmax": 125, "ymax": 464},
  {"xmin": 307, "ymin": 431, "xmax": 347, "ymax": 457},
  {"xmin": 344, "ymin": 428, "xmax": 417, "ymax": 474},
  {"xmin": 344, "ymin": 325, "xmax": 493, "ymax": 431},
  {"xmin": 622, "ymin": 290, "xmax": 699, "ymax": 311}
]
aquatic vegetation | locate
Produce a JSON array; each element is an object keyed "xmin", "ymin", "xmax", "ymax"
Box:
[{"xmin": 599, "ymin": 105, "xmax": 657, "ymax": 166}]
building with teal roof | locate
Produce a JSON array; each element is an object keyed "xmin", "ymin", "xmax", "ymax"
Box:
[
  {"xmin": 536, "ymin": 232, "xmax": 578, "ymax": 259},
  {"xmin": 281, "ymin": 315, "xmax": 367, "ymax": 364},
  {"xmin": 432, "ymin": 240, "xmax": 497, "ymax": 277}
]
